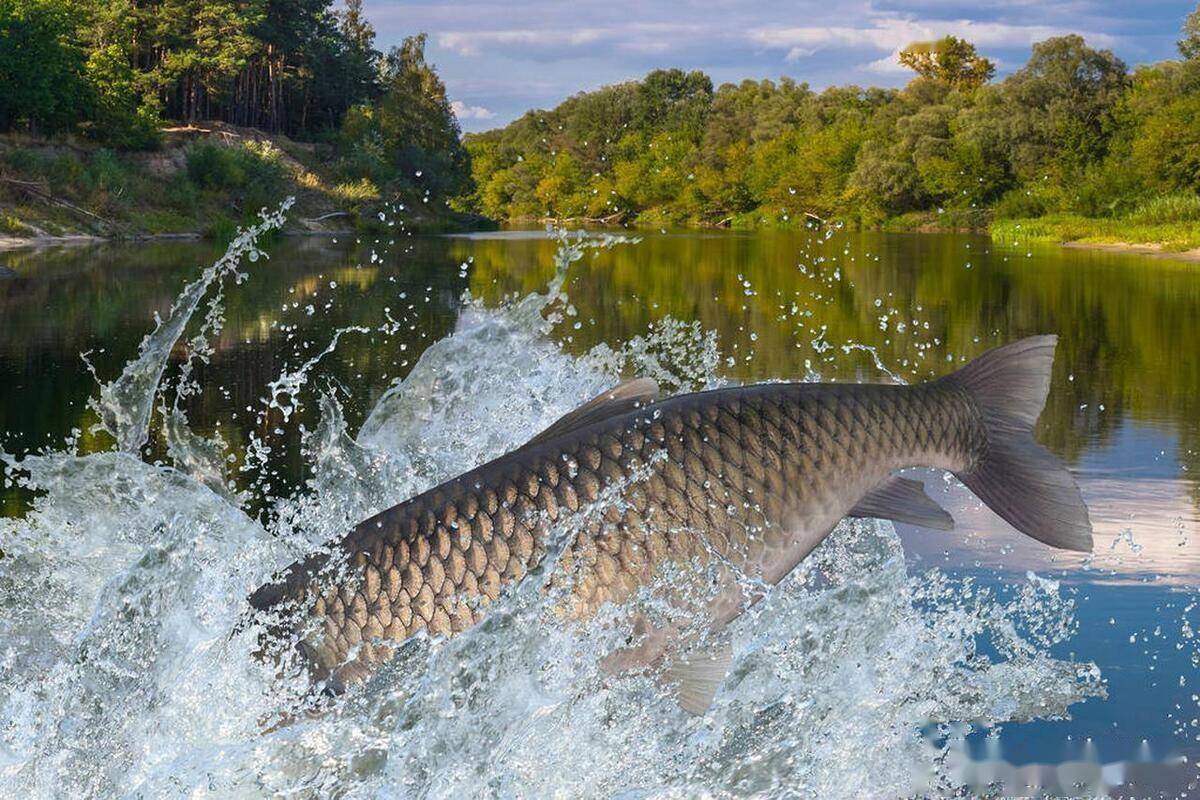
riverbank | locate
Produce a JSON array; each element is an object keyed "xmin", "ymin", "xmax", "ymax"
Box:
[
  {"xmin": 991, "ymin": 215, "xmax": 1200, "ymax": 256},
  {"xmin": 0, "ymin": 125, "xmax": 492, "ymax": 247},
  {"xmin": 491, "ymin": 207, "xmax": 1200, "ymax": 264},
  {"xmin": 0, "ymin": 228, "xmax": 379, "ymax": 253}
]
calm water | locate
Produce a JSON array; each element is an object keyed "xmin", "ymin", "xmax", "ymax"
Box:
[{"xmin": 1, "ymin": 226, "xmax": 1198, "ymax": 793}]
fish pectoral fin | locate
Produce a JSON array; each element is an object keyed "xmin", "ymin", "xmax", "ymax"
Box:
[
  {"xmin": 849, "ymin": 475, "xmax": 955, "ymax": 531},
  {"xmin": 526, "ymin": 378, "xmax": 660, "ymax": 446},
  {"xmin": 663, "ymin": 641, "xmax": 734, "ymax": 716}
]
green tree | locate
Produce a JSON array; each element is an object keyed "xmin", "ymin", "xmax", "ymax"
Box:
[
  {"xmin": 898, "ymin": 36, "xmax": 995, "ymax": 91},
  {"xmin": 340, "ymin": 34, "xmax": 471, "ymax": 197},
  {"xmin": 153, "ymin": 0, "xmax": 263, "ymax": 123},
  {"xmin": 1131, "ymin": 93, "xmax": 1200, "ymax": 190},
  {"xmin": 998, "ymin": 35, "xmax": 1128, "ymax": 178},
  {"xmin": 333, "ymin": 0, "xmax": 380, "ymax": 107},
  {"xmin": 632, "ymin": 69, "xmax": 713, "ymax": 141},
  {"xmin": 0, "ymin": 0, "xmax": 91, "ymax": 134},
  {"xmin": 1181, "ymin": 3, "xmax": 1200, "ymax": 60}
]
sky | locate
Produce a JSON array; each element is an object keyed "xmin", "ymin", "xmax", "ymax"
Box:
[{"xmin": 362, "ymin": 0, "xmax": 1198, "ymax": 132}]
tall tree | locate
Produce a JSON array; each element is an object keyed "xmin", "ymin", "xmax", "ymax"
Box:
[
  {"xmin": 337, "ymin": 0, "xmax": 380, "ymax": 100},
  {"xmin": 1000, "ymin": 35, "xmax": 1128, "ymax": 175},
  {"xmin": 153, "ymin": 0, "xmax": 263, "ymax": 123},
  {"xmin": 0, "ymin": 0, "xmax": 91, "ymax": 134},
  {"xmin": 899, "ymin": 36, "xmax": 995, "ymax": 91},
  {"xmin": 1181, "ymin": 3, "xmax": 1200, "ymax": 60},
  {"xmin": 340, "ymin": 34, "xmax": 470, "ymax": 197}
]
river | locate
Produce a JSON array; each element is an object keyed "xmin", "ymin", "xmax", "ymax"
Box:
[{"xmin": 0, "ymin": 222, "xmax": 1196, "ymax": 796}]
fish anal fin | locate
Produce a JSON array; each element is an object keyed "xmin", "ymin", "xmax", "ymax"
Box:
[
  {"xmin": 849, "ymin": 475, "xmax": 955, "ymax": 531},
  {"xmin": 528, "ymin": 378, "xmax": 660, "ymax": 446},
  {"xmin": 663, "ymin": 641, "xmax": 734, "ymax": 716}
]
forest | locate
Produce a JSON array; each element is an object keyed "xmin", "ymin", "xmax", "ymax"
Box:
[
  {"xmin": 2, "ymin": 1, "xmax": 1200, "ymax": 246},
  {"xmin": 0, "ymin": 0, "xmax": 471, "ymax": 237},
  {"xmin": 458, "ymin": 9, "xmax": 1200, "ymax": 247}
]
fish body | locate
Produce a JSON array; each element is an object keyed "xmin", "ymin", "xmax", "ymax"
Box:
[{"xmin": 249, "ymin": 336, "xmax": 1092, "ymax": 703}]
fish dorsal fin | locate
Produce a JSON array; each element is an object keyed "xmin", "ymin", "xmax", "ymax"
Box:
[
  {"xmin": 849, "ymin": 475, "xmax": 955, "ymax": 531},
  {"xmin": 663, "ymin": 641, "xmax": 734, "ymax": 716},
  {"xmin": 527, "ymin": 378, "xmax": 660, "ymax": 446}
]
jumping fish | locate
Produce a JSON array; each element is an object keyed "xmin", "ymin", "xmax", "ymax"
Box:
[{"xmin": 249, "ymin": 335, "xmax": 1092, "ymax": 712}]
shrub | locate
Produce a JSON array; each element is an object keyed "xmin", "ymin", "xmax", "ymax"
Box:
[
  {"xmin": 87, "ymin": 148, "xmax": 125, "ymax": 187},
  {"xmin": 0, "ymin": 212, "xmax": 28, "ymax": 234},
  {"xmin": 163, "ymin": 173, "xmax": 201, "ymax": 214},
  {"xmin": 45, "ymin": 153, "xmax": 88, "ymax": 196},
  {"xmin": 186, "ymin": 142, "xmax": 247, "ymax": 190},
  {"xmin": 185, "ymin": 140, "xmax": 288, "ymax": 216},
  {"xmin": 993, "ymin": 185, "xmax": 1051, "ymax": 218},
  {"xmin": 0, "ymin": 147, "xmax": 46, "ymax": 173}
]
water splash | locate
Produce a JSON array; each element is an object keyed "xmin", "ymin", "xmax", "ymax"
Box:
[
  {"xmin": 86, "ymin": 201, "xmax": 294, "ymax": 453},
  {"xmin": 0, "ymin": 221, "xmax": 1104, "ymax": 798}
]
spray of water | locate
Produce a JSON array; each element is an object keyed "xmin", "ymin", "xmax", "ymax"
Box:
[{"xmin": 0, "ymin": 211, "xmax": 1103, "ymax": 798}]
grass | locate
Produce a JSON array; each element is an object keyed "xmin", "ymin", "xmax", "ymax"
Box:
[
  {"xmin": 991, "ymin": 213, "xmax": 1200, "ymax": 252},
  {"xmin": 0, "ymin": 212, "xmax": 29, "ymax": 235},
  {"xmin": 331, "ymin": 177, "xmax": 380, "ymax": 204},
  {"xmin": 1125, "ymin": 192, "xmax": 1200, "ymax": 224}
]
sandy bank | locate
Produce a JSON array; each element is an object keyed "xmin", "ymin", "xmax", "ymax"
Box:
[{"xmin": 1060, "ymin": 240, "xmax": 1200, "ymax": 262}]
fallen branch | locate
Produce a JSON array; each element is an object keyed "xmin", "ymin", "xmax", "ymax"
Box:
[{"xmin": 302, "ymin": 211, "xmax": 351, "ymax": 223}]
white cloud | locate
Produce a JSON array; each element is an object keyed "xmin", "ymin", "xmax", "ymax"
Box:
[
  {"xmin": 437, "ymin": 22, "xmax": 714, "ymax": 60},
  {"xmin": 753, "ymin": 19, "xmax": 1116, "ymax": 61},
  {"xmin": 450, "ymin": 100, "xmax": 497, "ymax": 121},
  {"xmin": 862, "ymin": 52, "xmax": 912, "ymax": 75},
  {"xmin": 438, "ymin": 29, "xmax": 609, "ymax": 57},
  {"xmin": 371, "ymin": 0, "xmax": 1169, "ymax": 129}
]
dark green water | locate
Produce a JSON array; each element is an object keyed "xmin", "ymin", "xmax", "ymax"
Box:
[{"xmin": 1, "ymin": 227, "xmax": 1198, "ymax": 770}]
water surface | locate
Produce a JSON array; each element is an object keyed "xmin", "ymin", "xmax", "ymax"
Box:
[{"xmin": 1, "ymin": 225, "xmax": 1197, "ymax": 795}]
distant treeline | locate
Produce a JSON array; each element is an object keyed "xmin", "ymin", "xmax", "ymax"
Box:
[
  {"xmin": 0, "ymin": 0, "xmax": 469, "ymax": 197},
  {"xmin": 458, "ymin": 8, "xmax": 1200, "ymax": 230}
]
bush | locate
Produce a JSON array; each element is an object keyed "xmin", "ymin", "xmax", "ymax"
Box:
[
  {"xmin": 88, "ymin": 149, "xmax": 130, "ymax": 192},
  {"xmin": 1069, "ymin": 162, "xmax": 1145, "ymax": 217},
  {"xmin": 238, "ymin": 141, "xmax": 289, "ymax": 214},
  {"xmin": 163, "ymin": 173, "xmax": 201, "ymax": 214},
  {"xmin": 993, "ymin": 185, "xmax": 1051, "ymax": 218},
  {"xmin": 186, "ymin": 142, "xmax": 248, "ymax": 190},
  {"xmin": 45, "ymin": 153, "xmax": 88, "ymax": 195},
  {"xmin": 0, "ymin": 147, "xmax": 45, "ymax": 173},
  {"xmin": 0, "ymin": 212, "xmax": 28, "ymax": 234},
  {"xmin": 185, "ymin": 140, "xmax": 288, "ymax": 216}
]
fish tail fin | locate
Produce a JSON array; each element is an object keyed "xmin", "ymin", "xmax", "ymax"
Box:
[{"xmin": 946, "ymin": 335, "xmax": 1093, "ymax": 552}]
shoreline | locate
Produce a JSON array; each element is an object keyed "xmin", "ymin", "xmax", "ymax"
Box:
[
  {"xmin": 0, "ymin": 228, "xmax": 363, "ymax": 253},
  {"xmin": 3, "ymin": 225, "xmax": 1199, "ymax": 264},
  {"xmin": 1059, "ymin": 240, "xmax": 1200, "ymax": 262}
]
